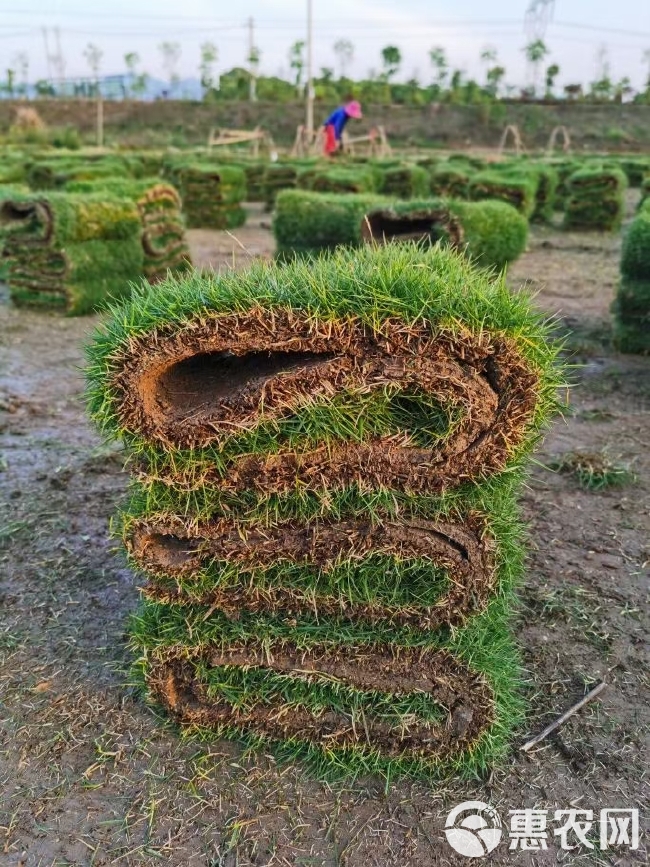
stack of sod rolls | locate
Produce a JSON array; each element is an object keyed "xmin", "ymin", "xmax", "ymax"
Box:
[
  {"xmin": 86, "ymin": 243, "xmax": 561, "ymax": 780},
  {"xmin": 26, "ymin": 155, "xmax": 140, "ymax": 191},
  {"xmin": 613, "ymin": 207, "xmax": 650, "ymax": 353},
  {"xmin": 564, "ymin": 167, "xmax": 627, "ymax": 231},
  {"xmin": 263, "ymin": 164, "xmax": 299, "ymax": 211},
  {"xmin": 1, "ymin": 192, "xmax": 143, "ymax": 313},
  {"xmin": 298, "ymin": 166, "xmax": 378, "ymax": 194},
  {"xmin": 429, "ymin": 163, "xmax": 473, "ymax": 198},
  {"xmin": 163, "ymin": 162, "xmax": 246, "ymax": 229},
  {"xmin": 376, "ymin": 165, "xmax": 430, "ymax": 199},
  {"xmin": 67, "ymin": 179, "xmax": 192, "ymax": 282},
  {"xmin": 469, "ymin": 170, "xmax": 538, "ymax": 219},
  {"xmin": 272, "ymin": 190, "xmax": 528, "ymax": 269}
]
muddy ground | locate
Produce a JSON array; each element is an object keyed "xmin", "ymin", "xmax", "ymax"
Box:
[{"xmin": 0, "ymin": 202, "xmax": 648, "ymax": 867}]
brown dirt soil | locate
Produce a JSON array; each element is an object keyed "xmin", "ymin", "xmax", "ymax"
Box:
[{"xmin": 0, "ymin": 199, "xmax": 648, "ymax": 866}]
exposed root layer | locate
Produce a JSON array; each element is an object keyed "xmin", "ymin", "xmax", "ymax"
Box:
[
  {"xmin": 113, "ymin": 308, "xmax": 539, "ymax": 492},
  {"xmin": 137, "ymin": 184, "xmax": 192, "ymax": 281},
  {"xmin": 361, "ymin": 207, "xmax": 465, "ymax": 248},
  {"xmin": 147, "ymin": 640, "xmax": 495, "ymax": 759},
  {"xmin": 130, "ymin": 512, "xmax": 496, "ymax": 630}
]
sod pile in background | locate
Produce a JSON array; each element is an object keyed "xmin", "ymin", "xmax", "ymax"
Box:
[
  {"xmin": 163, "ymin": 161, "xmax": 246, "ymax": 229},
  {"xmin": 86, "ymin": 243, "xmax": 562, "ymax": 780},
  {"xmin": 564, "ymin": 166, "xmax": 627, "ymax": 231},
  {"xmin": 298, "ymin": 166, "xmax": 378, "ymax": 194},
  {"xmin": 272, "ymin": 190, "xmax": 527, "ymax": 268},
  {"xmin": 613, "ymin": 209, "xmax": 650, "ymax": 353},
  {"xmin": 428, "ymin": 162, "xmax": 473, "ymax": 198},
  {"xmin": 469, "ymin": 170, "xmax": 538, "ymax": 219},
  {"xmin": 67, "ymin": 178, "xmax": 192, "ymax": 282},
  {"xmin": 1, "ymin": 191, "xmax": 143, "ymax": 313}
]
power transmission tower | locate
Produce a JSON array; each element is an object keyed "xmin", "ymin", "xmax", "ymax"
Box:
[
  {"xmin": 524, "ymin": 0, "xmax": 554, "ymax": 88},
  {"xmin": 524, "ymin": 0, "xmax": 555, "ymax": 41}
]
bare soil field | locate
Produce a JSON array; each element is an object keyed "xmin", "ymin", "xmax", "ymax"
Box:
[{"xmin": 0, "ymin": 204, "xmax": 648, "ymax": 866}]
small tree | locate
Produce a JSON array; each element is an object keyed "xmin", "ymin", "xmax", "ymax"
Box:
[
  {"xmin": 523, "ymin": 39, "xmax": 549, "ymax": 95},
  {"xmin": 12, "ymin": 53, "xmax": 29, "ymax": 97},
  {"xmin": 289, "ymin": 40, "xmax": 305, "ymax": 91},
  {"xmin": 545, "ymin": 63, "xmax": 560, "ymax": 97},
  {"xmin": 429, "ymin": 47, "xmax": 448, "ymax": 88},
  {"xmin": 83, "ymin": 43, "xmax": 103, "ymax": 81},
  {"xmin": 333, "ymin": 39, "xmax": 354, "ymax": 79},
  {"xmin": 643, "ymin": 48, "xmax": 650, "ymax": 89},
  {"xmin": 4, "ymin": 69, "xmax": 15, "ymax": 98},
  {"xmin": 199, "ymin": 42, "xmax": 218, "ymax": 93},
  {"xmin": 380, "ymin": 45, "xmax": 401, "ymax": 80},
  {"xmin": 486, "ymin": 65, "xmax": 506, "ymax": 97},
  {"xmin": 124, "ymin": 52, "xmax": 145, "ymax": 98},
  {"xmin": 159, "ymin": 42, "xmax": 181, "ymax": 94}
]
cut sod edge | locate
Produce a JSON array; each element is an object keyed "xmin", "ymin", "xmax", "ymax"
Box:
[
  {"xmin": 146, "ymin": 641, "xmax": 495, "ymax": 759},
  {"xmin": 108, "ymin": 305, "xmax": 540, "ymax": 449},
  {"xmin": 129, "ymin": 511, "xmax": 496, "ymax": 631}
]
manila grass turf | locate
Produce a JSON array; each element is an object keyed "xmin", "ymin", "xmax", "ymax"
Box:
[
  {"xmin": 1, "ymin": 191, "xmax": 143, "ymax": 313},
  {"xmin": 272, "ymin": 190, "xmax": 527, "ymax": 268},
  {"xmin": 67, "ymin": 178, "xmax": 192, "ymax": 282},
  {"xmin": 613, "ymin": 210, "xmax": 650, "ymax": 353},
  {"xmin": 163, "ymin": 161, "xmax": 247, "ymax": 229},
  {"xmin": 563, "ymin": 166, "xmax": 627, "ymax": 231},
  {"xmin": 448, "ymin": 199, "xmax": 529, "ymax": 270},
  {"xmin": 469, "ymin": 170, "xmax": 539, "ymax": 219},
  {"xmin": 86, "ymin": 243, "xmax": 563, "ymax": 780}
]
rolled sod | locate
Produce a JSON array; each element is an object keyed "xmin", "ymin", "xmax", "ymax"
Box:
[
  {"xmin": 429, "ymin": 163, "xmax": 473, "ymax": 199},
  {"xmin": 67, "ymin": 178, "xmax": 192, "ymax": 282},
  {"xmin": 272, "ymin": 190, "xmax": 524, "ymax": 267},
  {"xmin": 1, "ymin": 191, "xmax": 143, "ymax": 314},
  {"xmin": 564, "ymin": 166, "xmax": 627, "ymax": 231},
  {"xmin": 469, "ymin": 170, "xmax": 539, "ymax": 219},
  {"xmin": 448, "ymin": 199, "xmax": 529, "ymax": 270},
  {"xmin": 613, "ymin": 210, "xmax": 650, "ymax": 353},
  {"xmin": 26, "ymin": 155, "xmax": 137, "ymax": 191},
  {"xmin": 298, "ymin": 166, "xmax": 378, "ymax": 194},
  {"xmin": 375, "ymin": 165, "xmax": 430, "ymax": 199},
  {"xmin": 163, "ymin": 161, "xmax": 247, "ymax": 230},
  {"xmin": 273, "ymin": 190, "xmax": 386, "ymax": 255},
  {"xmin": 360, "ymin": 200, "xmax": 464, "ymax": 248},
  {"xmin": 86, "ymin": 243, "xmax": 562, "ymax": 779},
  {"xmin": 263, "ymin": 164, "xmax": 299, "ymax": 211}
]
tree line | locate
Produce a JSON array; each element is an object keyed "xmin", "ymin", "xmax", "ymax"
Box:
[{"xmin": 3, "ymin": 38, "xmax": 650, "ymax": 104}]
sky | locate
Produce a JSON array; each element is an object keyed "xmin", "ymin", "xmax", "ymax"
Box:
[{"xmin": 1, "ymin": 0, "xmax": 649, "ymax": 92}]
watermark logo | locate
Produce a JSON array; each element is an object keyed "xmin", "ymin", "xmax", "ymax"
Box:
[
  {"xmin": 444, "ymin": 801, "xmax": 503, "ymax": 858},
  {"xmin": 444, "ymin": 804, "xmax": 639, "ymax": 857}
]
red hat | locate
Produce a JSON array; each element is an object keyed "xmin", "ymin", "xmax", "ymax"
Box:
[{"xmin": 345, "ymin": 100, "xmax": 362, "ymax": 119}]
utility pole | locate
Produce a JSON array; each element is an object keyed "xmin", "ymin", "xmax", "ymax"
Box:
[
  {"xmin": 247, "ymin": 17, "xmax": 257, "ymax": 102},
  {"xmin": 43, "ymin": 28, "xmax": 52, "ymax": 81},
  {"xmin": 306, "ymin": 0, "xmax": 314, "ymax": 135}
]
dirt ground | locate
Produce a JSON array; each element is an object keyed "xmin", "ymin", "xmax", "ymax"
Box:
[{"xmin": 0, "ymin": 201, "xmax": 648, "ymax": 867}]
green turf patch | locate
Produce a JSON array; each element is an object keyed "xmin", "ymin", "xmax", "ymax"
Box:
[
  {"xmin": 85, "ymin": 242, "xmax": 562, "ymax": 780},
  {"xmin": 564, "ymin": 166, "xmax": 627, "ymax": 231},
  {"xmin": 613, "ymin": 210, "xmax": 650, "ymax": 353},
  {"xmin": 163, "ymin": 161, "xmax": 247, "ymax": 229},
  {"xmin": 1, "ymin": 191, "xmax": 143, "ymax": 314},
  {"xmin": 66, "ymin": 178, "xmax": 192, "ymax": 281},
  {"xmin": 448, "ymin": 199, "xmax": 529, "ymax": 269}
]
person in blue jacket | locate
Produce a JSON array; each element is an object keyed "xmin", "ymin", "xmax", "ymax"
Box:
[{"xmin": 323, "ymin": 101, "xmax": 362, "ymax": 154}]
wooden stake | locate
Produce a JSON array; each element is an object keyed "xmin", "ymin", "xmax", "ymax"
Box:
[{"xmin": 521, "ymin": 681, "xmax": 607, "ymax": 752}]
